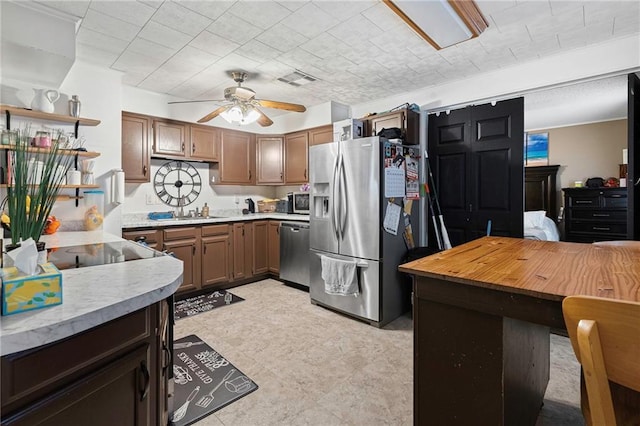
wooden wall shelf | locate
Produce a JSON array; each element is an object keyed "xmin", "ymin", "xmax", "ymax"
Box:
[
  {"xmin": 0, "ymin": 184, "xmax": 99, "ymax": 189},
  {"xmin": 1, "ymin": 105, "xmax": 101, "ymax": 127},
  {"xmin": 0, "ymin": 146, "xmax": 100, "ymax": 158}
]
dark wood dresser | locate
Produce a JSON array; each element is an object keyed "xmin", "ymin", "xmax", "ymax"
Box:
[{"xmin": 563, "ymin": 187, "xmax": 628, "ymax": 242}]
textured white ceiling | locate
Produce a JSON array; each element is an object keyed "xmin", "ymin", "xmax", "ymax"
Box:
[{"xmin": 36, "ymin": 0, "xmax": 640, "ymax": 118}]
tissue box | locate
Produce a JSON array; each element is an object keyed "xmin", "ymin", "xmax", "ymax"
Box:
[{"xmin": 1, "ymin": 263, "xmax": 63, "ymax": 316}]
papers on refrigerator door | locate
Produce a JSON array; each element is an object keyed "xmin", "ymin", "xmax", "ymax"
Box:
[
  {"xmin": 384, "ymin": 167, "xmax": 406, "ymax": 198},
  {"xmin": 383, "ymin": 202, "xmax": 402, "ymax": 235}
]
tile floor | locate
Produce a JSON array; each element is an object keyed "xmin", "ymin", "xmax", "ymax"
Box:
[{"xmin": 174, "ymin": 279, "xmax": 584, "ymax": 425}]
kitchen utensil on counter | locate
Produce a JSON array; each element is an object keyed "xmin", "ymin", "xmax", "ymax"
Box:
[
  {"xmin": 31, "ymin": 89, "xmax": 60, "ymax": 113},
  {"xmin": 245, "ymin": 198, "xmax": 255, "ymax": 213},
  {"xmin": 170, "ymin": 385, "xmax": 200, "ymax": 422},
  {"xmin": 195, "ymin": 369, "xmax": 235, "ymax": 408}
]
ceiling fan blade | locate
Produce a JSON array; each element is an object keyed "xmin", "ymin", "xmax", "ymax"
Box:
[
  {"xmin": 256, "ymin": 99, "xmax": 306, "ymax": 113},
  {"xmin": 198, "ymin": 106, "xmax": 228, "ymax": 123},
  {"xmin": 168, "ymin": 99, "xmax": 224, "ymax": 104},
  {"xmin": 256, "ymin": 108, "xmax": 273, "ymax": 127}
]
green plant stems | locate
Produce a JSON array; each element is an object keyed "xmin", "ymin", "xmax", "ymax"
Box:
[{"xmin": 6, "ymin": 127, "xmax": 75, "ymax": 245}]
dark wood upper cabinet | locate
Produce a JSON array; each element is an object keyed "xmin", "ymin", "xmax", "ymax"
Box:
[
  {"xmin": 366, "ymin": 108, "xmax": 419, "ymax": 144},
  {"xmin": 153, "ymin": 119, "xmax": 187, "ymax": 157},
  {"xmin": 219, "ymin": 129, "xmax": 255, "ymax": 184},
  {"xmin": 190, "ymin": 125, "xmax": 219, "ymax": 161},
  {"xmin": 284, "ymin": 131, "xmax": 309, "ymax": 184},
  {"xmin": 121, "ymin": 112, "xmax": 150, "ymax": 183},
  {"xmin": 256, "ymin": 136, "xmax": 284, "ymax": 184},
  {"xmin": 308, "ymin": 124, "xmax": 334, "ymax": 146}
]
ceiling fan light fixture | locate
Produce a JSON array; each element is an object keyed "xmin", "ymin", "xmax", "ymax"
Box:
[
  {"xmin": 240, "ymin": 106, "xmax": 261, "ymax": 125},
  {"xmin": 383, "ymin": 0, "xmax": 488, "ymax": 50},
  {"xmin": 221, "ymin": 104, "xmax": 244, "ymax": 123}
]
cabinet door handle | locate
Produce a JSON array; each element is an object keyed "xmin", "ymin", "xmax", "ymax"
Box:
[
  {"xmin": 192, "ymin": 246, "xmax": 196, "ymax": 255},
  {"xmin": 203, "ymin": 244, "xmax": 207, "ymax": 254},
  {"xmin": 592, "ymin": 213, "xmax": 610, "ymax": 217},
  {"xmin": 192, "ymin": 143, "xmax": 196, "ymax": 154},
  {"xmin": 575, "ymin": 200, "xmax": 593, "ymax": 204},
  {"xmin": 249, "ymin": 170, "xmax": 252, "ymax": 180},
  {"xmin": 593, "ymin": 226, "xmax": 610, "ymax": 231},
  {"xmin": 140, "ymin": 360, "xmax": 150, "ymax": 401},
  {"xmin": 304, "ymin": 169, "xmax": 307, "ymax": 179},
  {"xmin": 143, "ymin": 165, "xmax": 147, "ymax": 176}
]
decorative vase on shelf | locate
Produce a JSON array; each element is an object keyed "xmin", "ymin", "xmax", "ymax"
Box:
[
  {"xmin": 69, "ymin": 95, "xmax": 81, "ymax": 118},
  {"xmin": 31, "ymin": 89, "xmax": 60, "ymax": 114}
]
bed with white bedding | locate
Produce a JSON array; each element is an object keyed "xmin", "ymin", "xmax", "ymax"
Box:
[
  {"xmin": 524, "ymin": 210, "xmax": 560, "ymax": 241},
  {"xmin": 524, "ymin": 166, "xmax": 561, "ymax": 241}
]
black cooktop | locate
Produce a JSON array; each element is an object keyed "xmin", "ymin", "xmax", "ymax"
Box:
[{"xmin": 46, "ymin": 241, "xmax": 163, "ymax": 271}]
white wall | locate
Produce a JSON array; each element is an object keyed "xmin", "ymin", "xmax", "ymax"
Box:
[{"xmin": 0, "ymin": 61, "xmax": 123, "ymax": 234}]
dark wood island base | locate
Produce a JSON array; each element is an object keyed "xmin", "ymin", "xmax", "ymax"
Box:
[
  {"xmin": 401, "ymin": 237, "xmax": 640, "ymax": 425},
  {"xmin": 1, "ymin": 300, "xmax": 171, "ymax": 426}
]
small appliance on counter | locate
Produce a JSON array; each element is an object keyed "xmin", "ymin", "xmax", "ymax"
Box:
[
  {"xmin": 245, "ymin": 198, "xmax": 255, "ymax": 214},
  {"xmin": 275, "ymin": 198, "xmax": 290, "ymax": 213},
  {"xmin": 291, "ymin": 192, "xmax": 310, "ymax": 214}
]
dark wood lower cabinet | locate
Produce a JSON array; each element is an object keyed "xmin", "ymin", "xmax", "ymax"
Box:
[
  {"xmin": 123, "ymin": 220, "xmax": 281, "ymax": 297},
  {"xmin": 1, "ymin": 301, "xmax": 169, "ymax": 426}
]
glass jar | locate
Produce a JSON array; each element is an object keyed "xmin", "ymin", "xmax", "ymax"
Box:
[
  {"xmin": 83, "ymin": 190, "xmax": 104, "ymax": 231},
  {"xmin": 33, "ymin": 131, "xmax": 52, "ymax": 148}
]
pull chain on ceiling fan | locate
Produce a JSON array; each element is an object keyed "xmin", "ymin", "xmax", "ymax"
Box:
[{"xmin": 168, "ymin": 71, "xmax": 306, "ymax": 127}]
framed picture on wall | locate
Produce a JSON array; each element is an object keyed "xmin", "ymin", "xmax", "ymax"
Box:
[{"xmin": 525, "ymin": 132, "xmax": 549, "ymax": 166}]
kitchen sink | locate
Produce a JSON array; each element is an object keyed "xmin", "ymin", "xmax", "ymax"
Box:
[{"xmin": 152, "ymin": 216, "xmax": 225, "ymax": 221}]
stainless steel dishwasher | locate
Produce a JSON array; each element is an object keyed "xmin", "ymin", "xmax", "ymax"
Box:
[{"xmin": 279, "ymin": 221, "xmax": 310, "ymax": 288}]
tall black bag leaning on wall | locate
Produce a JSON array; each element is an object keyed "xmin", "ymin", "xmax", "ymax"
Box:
[{"xmin": 424, "ymin": 150, "xmax": 452, "ymax": 250}]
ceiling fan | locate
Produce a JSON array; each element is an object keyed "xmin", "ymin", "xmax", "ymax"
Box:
[{"xmin": 168, "ymin": 71, "xmax": 306, "ymax": 127}]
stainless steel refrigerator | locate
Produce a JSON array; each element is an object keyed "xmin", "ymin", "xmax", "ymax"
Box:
[{"xmin": 309, "ymin": 136, "xmax": 420, "ymax": 327}]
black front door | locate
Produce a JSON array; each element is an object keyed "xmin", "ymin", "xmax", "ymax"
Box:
[{"xmin": 428, "ymin": 98, "xmax": 524, "ymax": 246}]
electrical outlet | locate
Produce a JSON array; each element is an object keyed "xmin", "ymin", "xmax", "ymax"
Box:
[{"xmin": 146, "ymin": 194, "xmax": 155, "ymax": 205}]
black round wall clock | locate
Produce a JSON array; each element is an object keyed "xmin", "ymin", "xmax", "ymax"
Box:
[{"xmin": 153, "ymin": 161, "xmax": 202, "ymax": 207}]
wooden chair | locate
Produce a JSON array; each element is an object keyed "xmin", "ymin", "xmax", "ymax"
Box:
[
  {"xmin": 562, "ymin": 296, "xmax": 640, "ymax": 425},
  {"xmin": 592, "ymin": 240, "xmax": 640, "ymax": 249}
]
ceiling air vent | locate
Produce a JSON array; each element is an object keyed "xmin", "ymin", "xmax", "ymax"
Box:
[{"xmin": 277, "ymin": 70, "xmax": 317, "ymax": 87}]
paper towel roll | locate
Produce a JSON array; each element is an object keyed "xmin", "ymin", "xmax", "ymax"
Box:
[{"xmin": 113, "ymin": 169, "xmax": 125, "ymax": 205}]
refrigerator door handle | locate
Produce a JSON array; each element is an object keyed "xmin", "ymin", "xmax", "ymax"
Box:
[
  {"xmin": 339, "ymin": 154, "xmax": 348, "ymax": 237},
  {"xmin": 331, "ymin": 153, "xmax": 340, "ymax": 240}
]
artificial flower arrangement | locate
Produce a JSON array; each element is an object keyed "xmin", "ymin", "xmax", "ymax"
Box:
[{"xmin": 2, "ymin": 126, "xmax": 76, "ymax": 247}]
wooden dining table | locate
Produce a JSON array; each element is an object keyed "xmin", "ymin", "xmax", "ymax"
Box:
[{"xmin": 399, "ymin": 236, "xmax": 640, "ymax": 425}]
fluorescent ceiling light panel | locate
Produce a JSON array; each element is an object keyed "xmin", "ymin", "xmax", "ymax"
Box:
[{"xmin": 384, "ymin": 0, "xmax": 488, "ymax": 50}]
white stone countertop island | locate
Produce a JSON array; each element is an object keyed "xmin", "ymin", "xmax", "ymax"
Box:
[{"xmin": 0, "ymin": 231, "xmax": 183, "ymax": 356}]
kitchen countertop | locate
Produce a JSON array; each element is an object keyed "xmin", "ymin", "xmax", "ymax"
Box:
[
  {"xmin": 122, "ymin": 211, "xmax": 310, "ymax": 229},
  {"xmin": 0, "ymin": 231, "xmax": 183, "ymax": 356}
]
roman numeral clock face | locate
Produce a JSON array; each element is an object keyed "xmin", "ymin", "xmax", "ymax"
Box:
[{"xmin": 153, "ymin": 161, "xmax": 202, "ymax": 207}]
